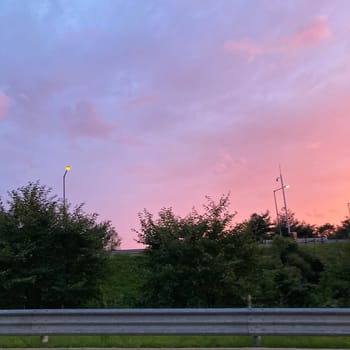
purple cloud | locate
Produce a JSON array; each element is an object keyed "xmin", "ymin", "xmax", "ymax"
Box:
[
  {"xmin": 0, "ymin": 91, "xmax": 9, "ymax": 119},
  {"xmin": 62, "ymin": 100, "xmax": 117, "ymax": 139}
]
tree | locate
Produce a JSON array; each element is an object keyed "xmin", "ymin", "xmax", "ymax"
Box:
[
  {"xmin": 275, "ymin": 209, "xmax": 315, "ymax": 238},
  {"xmin": 317, "ymin": 223, "xmax": 335, "ymax": 238},
  {"xmin": 0, "ymin": 182, "xmax": 120, "ymax": 308},
  {"xmin": 334, "ymin": 218, "xmax": 350, "ymax": 239},
  {"xmin": 243, "ymin": 211, "xmax": 273, "ymax": 242},
  {"xmin": 136, "ymin": 195, "xmax": 261, "ymax": 308}
]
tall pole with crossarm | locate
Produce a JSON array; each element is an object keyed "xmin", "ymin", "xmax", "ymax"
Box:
[
  {"xmin": 273, "ymin": 184, "xmax": 290, "ymax": 236},
  {"xmin": 276, "ymin": 166, "xmax": 291, "ymax": 237}
]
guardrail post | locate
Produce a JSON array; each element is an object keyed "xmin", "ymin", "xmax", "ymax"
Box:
[
  {"xmin": 253, "ymin": 335, "xmax": 261, "ymax": 346},
  {"xmin": 40, "ymin": 335, "xmax": 49, "ymax": 343}
]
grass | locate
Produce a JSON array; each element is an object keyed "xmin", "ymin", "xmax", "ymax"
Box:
[
  {"xmin": 96, "ymin": 253, "xmax": 145, "ymax": 308},
  {"xmin": 262, "ymin": 336, "xmax": 350, "ymax": 348},
  {"xmin": 1, "ymin": 335, "xmax": 350, "ymax": 348},
  {"xmin": 299, "ymin": 241, "xmax": 348, "ymax": 261}
]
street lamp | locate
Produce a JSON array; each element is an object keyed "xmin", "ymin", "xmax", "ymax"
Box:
[
  {"xmin": 276, "ymin": 166, "xmax": 291, "ymax": 236},
  {"xmin": 273, "ymin": 185, "xmax": 290, "ymax": 236},
  {"xmin": 63, "ymin": 165, "xmax": 71, "ymax": 208},
  {"xmin": 348, "ymin": 202, "xmax": 350, "ymax": 217}
]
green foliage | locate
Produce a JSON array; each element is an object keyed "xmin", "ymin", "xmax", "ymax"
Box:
[
  {"xmin": 317, "ymin": 241, "xmax": 350, "ymax": 306},
  {"xmin": 293, "ymin": 222, "xmax": 316, "ymax": 238},
  {"xmin": 317, "ymin": 223, "xmax": 335, "ymax": 238},
  {"xmin": 94, "ymin": 253, "xmax": 146, "ymax": 308},
  {"xmin": 334, "ymin": 218, "xmax": 350, "ymax": 239},
  {"xmin": 3, "ymin": 181, "xmax": 350, "ymax": 310},
  {"xmin": 130, "ymin": 197, "xmax": 350, "ymax": 308},
  {"xmin": 137, "ymin": 195, "xmax": 261, "ymax": 307},
  {"xmin": 255, "ymin": 237, "xmax": 324, "ymax": 307},
  {"xmin": 0, "ymin": 181, "xmax": 120, "ymax": 308},
  {"xmin": 243, "ymin": 211, "xmax": 273, "ymax": 241},
  {"xmin": 276, "ymin": 209, "xmax": 316, "ymax": 238}
]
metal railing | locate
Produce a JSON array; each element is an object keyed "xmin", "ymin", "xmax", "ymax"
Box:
[{"xmin": 0, "ymin": 308, "xmax": 350, "ymax": 337}]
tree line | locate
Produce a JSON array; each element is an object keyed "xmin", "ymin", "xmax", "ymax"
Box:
[
  {"xmin": 134, "ymin": 195, "xmax": 350, "ymax": 308},
  {"xmin": 0, "ymin": 182, "xmax": 350, "ymax": 309}
]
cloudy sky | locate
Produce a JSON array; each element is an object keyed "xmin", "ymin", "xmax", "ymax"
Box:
[{"xmin": 1, "ymin": 0, "xmax": 350, "ymax": 248}]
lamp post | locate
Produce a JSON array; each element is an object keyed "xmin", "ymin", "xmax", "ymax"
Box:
[
  {"xmin": 63, "ymin": 165, "xmax": 71, "ymax": 209},
  {"xmin": 348, "ymin": 202, "xmax": 350, "ymax": 217},
  {"xmin": 276, "ymin": 166, "xmax": 291, "ymax": 237},
  {"xmin": 273, "ymin": 185, "xmax": 290, "ymax": 236},
  {"xmin": 273, "ymin": 189, "xmax": 281, "ymax": 236}
]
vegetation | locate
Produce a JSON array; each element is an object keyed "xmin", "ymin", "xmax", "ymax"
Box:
[
  {"xmin": 1, "ymin": 182, "xmax": 350, "ymax": 311},
  {"xmin": 133, "ymin": 195, "xmax": 350, "ymax": 308},
  {"xmin": 136, "ymin": 195, "xmax": 261, "ymax": 307},
  {"xmin": 0, "ymin": 182, "xmax": 120, "ymax": 308},
  {"xmin": 257, "ymin": 237, "xmax": 324, "ymax": 307},
  {"xmin": 95, "ymin": 253, "xmax": 145, "ymax": 308},
  {"xmin": 1, "ymin": 183, "xmax": 350, "ymax": 347},
  {"xmin": 1, "ymin": 335, "xmax": 350, "ymax": 348},
  {"xmin": 333, "ymin": 218, "xmax": 350, "ymax": 239}
]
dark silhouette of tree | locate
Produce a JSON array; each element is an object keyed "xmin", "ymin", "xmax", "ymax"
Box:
[
  {"xmin": 334, "ymin": 218, "xmax": 350, "ymax": 239},
  {"xmin": 243, "ymin": 211, "xmax": 273, "ymax": 242},
  {"xmin": 136, "ymin": 195, "xmax": 261, "ymax": 307},
  {"xmin": 317, "ymin": 223, "xmax": 335, "ymax": 238},
  {"xmin": 275, "ymin": 208, "xmax": 315, "ymax": 238},
  {"xmin": 0, "ymin": 181, "xmax": 120, "ymax": 308}
]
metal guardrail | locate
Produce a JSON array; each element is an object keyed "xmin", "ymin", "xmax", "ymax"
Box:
[{"xmin": 0, "ymin": 308, "xmax": 350, "ymax": 336}]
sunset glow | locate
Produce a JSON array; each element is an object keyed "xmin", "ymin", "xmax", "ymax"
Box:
[{"xmin": 1, "ymin": 0, "xmax": 350, "ymax": 248}]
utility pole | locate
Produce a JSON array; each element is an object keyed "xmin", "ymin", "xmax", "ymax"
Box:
[
  {"xmin": 273, "ymin": 189, "xmax": 282, "ymax": 236},
  {"xmin": 276, "ymin": 165, "xmax": 291, "ymax": 237}
]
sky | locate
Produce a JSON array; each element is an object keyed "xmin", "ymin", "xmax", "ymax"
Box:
[{"xmin": 1, "ymin": 0, "xmax": 350, "ymax": 248}]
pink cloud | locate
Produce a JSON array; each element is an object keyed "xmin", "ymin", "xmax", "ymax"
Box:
[
  {"xmin": 124, "ymin": 95, "xmax": 158, "ymax": 111},
  {"xmin": 123, "ymin": 164, "xmax": 157, "ymax": 178},
  {"xmin": 0, "ymin": 90, "xmax": 9, "ymax": 119},
  {"xmin": 225, "ymin": 16, "xmax": 331, "ymax": 62},
  {"xmin": 63, "ymin": 100, "xmax": 117, "ymax": 139},
  {"xmin": 286, "ymin": 16, "xmax": 331, "ymax": 50},
  {"xmin": 305, "ymin": 141, "xmax": 321, "ymax": 150},
  {"xmin": 214, "ymin": 152, "xmax": 247, "ymax": 174},
  {"xmin": 224, "ymin": 39, "xmax": 266, "ymax": 63},
  {"xmin": 116, "ymin": 137, "xmax": 143, "ymax": 147}
]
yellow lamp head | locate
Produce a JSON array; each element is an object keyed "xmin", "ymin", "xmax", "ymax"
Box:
[{"xmin": 65, "ymin": 165, "xmax": 71, "ymax": 172}]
